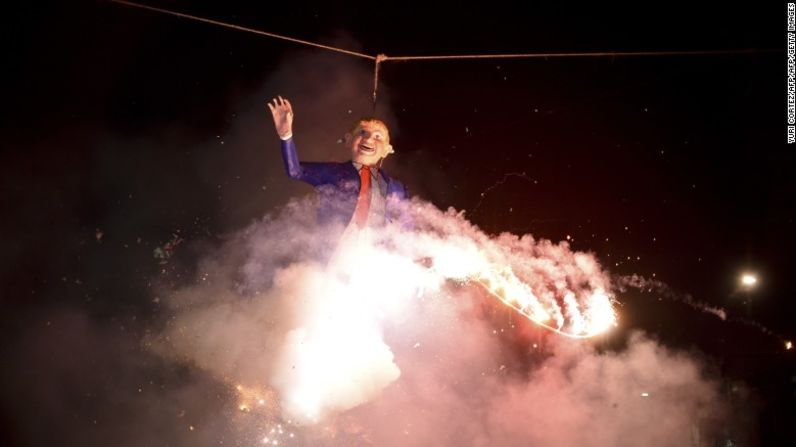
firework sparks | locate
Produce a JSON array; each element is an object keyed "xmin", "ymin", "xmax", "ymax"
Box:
[
  {"xmin": 157, "ymin": 198, "xmax": 620, "ymax": 427},
  {"xmin": 381, "ymin": 212, "xmax": 618, "ymax": 338},
  {"xmin": 232, "ymin": 384, "xmax": 300, "ymax": 444},
  {"xmin": 338, "ymin": 221, "xmax": 618, "ymax": 338},
  {"xmin": 474, "ymin": 268, "xmax": 616, "ymax": 338},
  {"xmin": 234, "ymin": 383, "xmax": 279, "ymax": 412}
]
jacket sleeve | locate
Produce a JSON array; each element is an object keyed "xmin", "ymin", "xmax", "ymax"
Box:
[
  {"xmin": 280, "ymin": 137, "xmax": 303, "ymax": 179},
  {"xmin": 280, "ymin": 137, "xmax": 331, "ymax": 187}
]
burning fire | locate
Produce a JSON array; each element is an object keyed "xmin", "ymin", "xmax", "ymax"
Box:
[
  {"xmin": 475, "ymin": 270, "xmax": 616, "ymax": 338},
  {"xmin": 400, "ymin": 227, "xmax": 617, "ymax": 338},
  {"xmin": 343, "ymin": 224, "xmax": 618, "ymax": 339},
  {"xmin": 209, "ymin": 207, "xmax": 619, "ymax": 426}
]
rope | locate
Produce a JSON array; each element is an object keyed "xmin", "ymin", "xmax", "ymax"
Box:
[
  {"xmin": 109, "ymin": 0, "xmax": 375, "ymax": 60},
  {"xmin": 110, "ymin": 1, "xmax": 776, "ymax": 109},
  {"xmin": 372, "ymin": 54, "xmax": 387, "ymax": 112},
  {"xmin": 381, "ymin": 49, "xmax": 772, "ymax": 61}
]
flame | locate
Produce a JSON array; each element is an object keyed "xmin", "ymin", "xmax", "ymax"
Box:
[
  {"xmin": 404, "ymin": 230, "xmax": 617, "ymax": 338},
  {"xmin": 335, "ymin": 225, "xmax": 620, "ymax": 338},
  {"xmin": 474, "ymin": 267, "xmax": 616, "ymax": 338}
]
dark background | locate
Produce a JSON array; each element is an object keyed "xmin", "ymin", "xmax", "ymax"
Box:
[{"xmin": 2, "ymin": 1, "xmax": 793, "ymax": 445}]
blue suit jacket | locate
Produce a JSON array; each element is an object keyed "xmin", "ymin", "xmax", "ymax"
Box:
[{"xmin": 280, "ymin": 138, "xmax": 409, "ymax": 225}]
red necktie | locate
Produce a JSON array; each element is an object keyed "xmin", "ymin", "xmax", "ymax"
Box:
[{"xmin": 352, "ymin": 166, "xmax": 371, "ymax": 227}]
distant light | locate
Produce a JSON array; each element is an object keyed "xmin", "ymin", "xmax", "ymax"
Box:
[
  {"xmin": 640, "ymin": 392, "xmax": 650, "ymax": 397},
  {"xmin": 740, "ymin": 273, "xmax": 757, "ymax": 287},
  {"xmin": 786, "ymin": 341, "xmax": 793, "ymax": 350}
]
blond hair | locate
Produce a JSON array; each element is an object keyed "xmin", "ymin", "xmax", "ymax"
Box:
[{"xmin": 350, "ymin": 117, "xmax": 391, "ymax": 141}]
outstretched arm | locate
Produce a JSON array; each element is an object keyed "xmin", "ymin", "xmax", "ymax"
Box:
[
  {"xmin": 267, "ymin": 96, "xmax": 304, "ymax": 180},
  {"xmin": 267, "ymin": 96, "xmax": 328, "ymax": 185}
]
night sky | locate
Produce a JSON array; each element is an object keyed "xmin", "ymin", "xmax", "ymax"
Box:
[{"xmin": 3, "ymin": 1, "xmax": 793, "ymax": 446}]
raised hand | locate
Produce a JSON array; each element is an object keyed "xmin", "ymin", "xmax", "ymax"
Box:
[{"xmin": 267, "ymin": 96, "xmax": 294, "ymax": 139}]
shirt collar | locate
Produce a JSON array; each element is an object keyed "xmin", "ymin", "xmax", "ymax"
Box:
[{"xmin": 352, "ymin": 161, "xmax": 380, "ymax": 176}]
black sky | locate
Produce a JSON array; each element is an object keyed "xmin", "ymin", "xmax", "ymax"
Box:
[{"xmin": 2, "ymin": 1, "xmax": 793, "ymax": 445}]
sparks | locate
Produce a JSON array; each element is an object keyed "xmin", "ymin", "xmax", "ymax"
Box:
[
  {"xmin": 234, "ymin": 383, "xmax": 278, "ymax": 415},
  {"xmin": 477, "ymin": 280, "xmax": 616, "ymax": 338},
  {"xmin": 474, "ymin": 267, "xmax": 616, "ymax": 338},
  {"xmin": 255, "ymin": 212, "xmax": 620, "ymax": 423},
  {"xmin": 407, "ymin": 230, "xmax": 617, "ymax": 338}
]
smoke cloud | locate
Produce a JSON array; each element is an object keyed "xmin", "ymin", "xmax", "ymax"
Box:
[
  {"xmin": 617, "ymin": 274, "xmax": 728, "ymax": 321},
  {"xmin": 147, "ymin": 196, "xmax": 734, "ymax": 446}
]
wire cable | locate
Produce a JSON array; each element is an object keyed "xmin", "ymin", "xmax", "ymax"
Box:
[
  {"xmin": 381, "ymin": 49, "xmax": 772, "ymax": 61},
  {"xmin": 109, "ymin": 1, "xmax": 776, "ymax": 111},
  {"xmin": 109, "ymin": 0, "xmax": 376, "ymax": 60}
]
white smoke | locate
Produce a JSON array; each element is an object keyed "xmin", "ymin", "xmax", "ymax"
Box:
[
  {"xmin": 148, "ymin": 196, "xmax": 735, "ymax": 445},
  {"xmin": 617, "ymin": 274, "xmax": 728, "ymax": 321}
]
